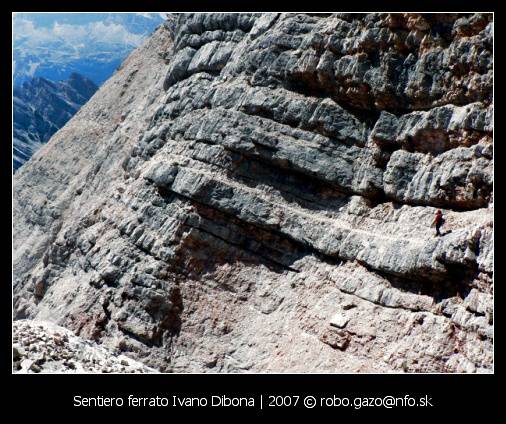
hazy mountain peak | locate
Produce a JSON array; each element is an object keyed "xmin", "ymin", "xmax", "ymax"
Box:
[{"xmin": 13, "ymin": 72, "xmax": 98, "ymax": 171}]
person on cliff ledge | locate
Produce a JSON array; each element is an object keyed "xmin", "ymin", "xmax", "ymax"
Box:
[{"xmin": 432, "ymin": 209, "xmax": 445, "ymax": 237}]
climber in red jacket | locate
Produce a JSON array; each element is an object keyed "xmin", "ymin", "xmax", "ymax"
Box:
[{"xmin": 432, "ymin": 210, "xmax": 445, "ymax": 237}]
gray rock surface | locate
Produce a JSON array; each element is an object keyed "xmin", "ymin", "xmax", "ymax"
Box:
[
  {"xmin": 13, "ymin": 319, "xmax": 157, "ymax": 373},
  {"xmin": 13, "ymin": 14, "xmax": 493, "ymax": 373}
]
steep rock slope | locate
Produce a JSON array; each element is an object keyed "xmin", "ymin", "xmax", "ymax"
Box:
[
  {"xmin": 13, "ymin": 73, "xmax": 98, "ymax": 171},
  {"xmin": 13, "ymin": 14, "xmax": 493, "ymax": 373}
]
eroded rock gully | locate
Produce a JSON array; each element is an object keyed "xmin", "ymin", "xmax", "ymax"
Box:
[{"xmin": 13, "ymin": 13, "xmax": 493, "ymax": 373}]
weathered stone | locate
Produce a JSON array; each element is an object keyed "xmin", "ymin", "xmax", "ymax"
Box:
[
  {"xmin": 12, "ymin": 320, "xmax": 157, "ymax": 374},
  {"xmin": 13, "ymin": 345, "xmax": 25, "ymax": 361},
  {"xmin": 12, "ymin": 13, "xmax": 493, "ymax": 373},
  {"xmin": 329, "ymin": 313, "xmax": 349, "ymax": 329}
]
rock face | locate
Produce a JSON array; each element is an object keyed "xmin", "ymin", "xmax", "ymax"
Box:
[
  {"xmin": 13, "ymin": 14, "xmax": 493, "ymax": 373},
  {"xmin": 13, "ymin": 73, "xmax": 98, "ymax": 171}
]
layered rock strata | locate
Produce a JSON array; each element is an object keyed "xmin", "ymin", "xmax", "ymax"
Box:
[{"xmin": 13, "ymin": 14, "xmax": 493, "ymax": 373}]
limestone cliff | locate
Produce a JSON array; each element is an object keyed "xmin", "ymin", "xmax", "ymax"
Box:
[{"xmin": 13, "ymin": 13, "xmax": 493, "ymax": 373}]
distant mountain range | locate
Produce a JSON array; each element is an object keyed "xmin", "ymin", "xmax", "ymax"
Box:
[
  {"xmin": 13, "ymin": 13, "xmax": 165, "ymax": 86},
  {"xmin": 12, "ymin": 13, "xmax": 165, "ymax": 171},
  {"xmin": 13, "ymin": 73, "xmax": 98, "ymax": 171}
]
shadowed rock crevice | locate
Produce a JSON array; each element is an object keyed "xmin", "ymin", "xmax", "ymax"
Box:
[
  {"xmin": 361, "ymin": 260, "xmax": 478, "ymax": 304},
  {"xmin": 153, "ymin": 187, "xmax": 313, "ymax": 275}
]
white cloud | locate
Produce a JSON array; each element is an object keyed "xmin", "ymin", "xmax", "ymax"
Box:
[
  {"xmin": 14, "ymin": 18, "xmax": 146, "ymax": 50},
  {"xmin": 136, "ymin": 12, "xmax": 167, "ymax": 20},
  {"xmin": 88, "ymin": 22, "xmax": 145, "ymax": 45},
  {"xmin": 14, "ymin": 19, "xmax": 57, "ymax": 44},
  {"xmin": 136, "ymin": 12, "xmax": 154, "ymax": 19}
]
